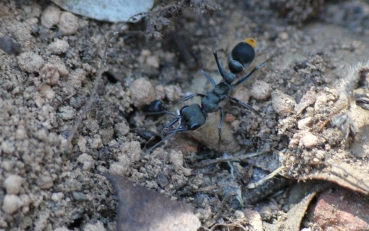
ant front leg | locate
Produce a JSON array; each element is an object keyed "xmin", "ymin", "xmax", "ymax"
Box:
[
  {"xmin": 178, "ymin": 93, "xmax": 206, "ymax": 103},
  {"xmin": 213, "ymin": 50, "xmax": 226, "ymax": 78},
  {"xmin": 218, "ymin": 107, "xmax": 224, "ymax": 144},
  {"xmin": 233, "ymin": 60, "xmax": 268, "ymax": 87}
]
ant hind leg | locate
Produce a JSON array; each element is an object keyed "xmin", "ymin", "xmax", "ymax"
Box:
[{"xmin": 218, "ymin": 107, "xmax": 224, "ymax": 144}]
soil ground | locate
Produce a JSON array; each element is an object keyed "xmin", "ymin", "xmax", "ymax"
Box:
[{"xmin": 1, "ymin": 0, "xmax": 369, "ymax": 230}]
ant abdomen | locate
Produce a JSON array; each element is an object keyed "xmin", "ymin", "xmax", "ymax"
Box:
[{"xmin": 228, "ymin": 38, "xmax": 256, "ymax": 74}]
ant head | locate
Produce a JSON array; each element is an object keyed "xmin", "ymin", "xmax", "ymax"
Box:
[
  {"xmin": 179, "ymin": 104, "xmax": 206, "ymax": 131},
  {"xmin": 228, "ymin": 38, "xmax": 256, "ymax": 74}
]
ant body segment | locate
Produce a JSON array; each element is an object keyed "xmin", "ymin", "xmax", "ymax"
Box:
[{"xmin": 144, "ymin": 39, "xmax": 267, "ymax": 156}]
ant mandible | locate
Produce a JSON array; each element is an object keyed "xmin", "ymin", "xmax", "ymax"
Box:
[{"xmin": 144, "ymin": 38, "xmax": 267, "ymax": 156}]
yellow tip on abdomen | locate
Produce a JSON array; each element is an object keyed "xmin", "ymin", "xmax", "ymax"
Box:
[{"xmin": 243, "ymin": 38, "xmax": 256, "ymax": 49}]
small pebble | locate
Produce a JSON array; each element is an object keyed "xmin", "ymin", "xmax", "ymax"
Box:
[
  {"xmin": 164, "ymin": 85, "xmax": 182, "ymax": 101},
  {"xmin": 155, "ymin": 84, "xmax": 165, "ymax": 100},
  {"xmin": 250, "ymin": 80, "xmax": 272, "ymax": 100},
  {"xmin": 47, "ymin": 39, "xmax": 69, "ymax": 54},
  {"xmin": 58, "ymin": 106, "xmax": 76, "ymax": 120},
  {"xmin": 84, "ymin": 221, "xmax": 106, "ymax": 231},
  {"xmin": 314, "ymin": 91, "xmax": 328, "ymax": 112},
  {"xmin": 4, "ymin": 175, "xmax": 24, "ymax": 194},
  {"xmin": 129, "ymin": 78, "xmax": 156, "ymax": 107},
  {"xmin": 68, "ymin": 69, "xmax": 86, "ymax": 88},
  {"xmin": 37, "ymin": 175, "xmax": 53, "ymax": 189},
  {"xmin": 77, "ymin": 153, "xmax": 94, "ymax": 171},
  {"xmin": 41, "ymin": 5, "xmax": 60, "ymax": 28},
  {"xmin": 109, "ymin": 162, "xmax": 125, "ymax": 175},
  {"xmin": 295, "ymin": 88, "xmax": 316, "ymax": 114},
  {"xmin": 49, "ymin": 56, "xmax": 69, "ymax": 76},
  {"xmin": 40, "ymin": 84, "xmax": 56, "ymax": 99},
  {"xmin": 114, "ymin": 122, "xmax": 130, "ymax": 136},
  {"xmin": 15, "ymin": 126, "xmax": 28, "ymax": 140},
  {"xmin": 40, "ymin": 64, "xmax": 60, "ymax": 86},
  {"xmin": 271, "ymin": 90, "xmax": 296, "ymax": 115},
  {"xmin": 54, "ymin": 227, "xmax": 71, "ymax": 231},
  {"xmin": 72, "ymin": 192, "xmax": 89, "ymax": 201},
  {"xmin": 59, "ymin": 12, "xmax": 79, "ymax": 35},
  {"xmin": 169, "ymin": 150, "xmax": 184, "ymax": 167},
  {"xmin": 297, "ymin": 117, "xmax": 313, "ymax": 130},
  {"xmin": 17, "ymin": 52, "xmax": 44, "ymax": 73},
  {"xmin": 146, "ymin": 55, "xmax": 160, "ymax": 69},
  {"xmin": 2, "ymin": 194, "xmax": 21, "ymax": 214},
  {"xmin": 300, "ymin": 133, "xmax": 319, "ymax": 148},
  {"xmin": 278, "ymin": 32, "xmax": 289, "ymax": 41}
]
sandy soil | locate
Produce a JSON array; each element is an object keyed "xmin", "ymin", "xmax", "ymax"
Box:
[{"xmin": 1, "ymin": 0, "xmax": 369, "ymax": 230}]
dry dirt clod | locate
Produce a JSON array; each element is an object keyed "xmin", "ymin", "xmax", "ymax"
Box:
[
  {"xmin": 41, "ymin": 4, "xmax": 61, "ymax": 28},
  {"xmin": 129, "ymin": 78, "xmax": 156, "ymax": 107},
  {"xmin": 4, "ymin": 175, "xmax": 24, "ymax": 194},
  {"xmin": 271, "ymin": 90, "xmax": 296, "ymax": 115},
  {"xmin": 2, "ymin": 195, "xmax": 21, "ymax": 214},
  {"xmin": 17, "ymin": 51, "xmax": 44, "ymax": 73},
  {"xmin": 251, "ymin": 80, "xmax": 272, "ymax": 100},
  {"xmin": 59, "ymin": 11, "xmax": 79, "ymax": 35},
  {"xmin": 47, "ymin": 39, "xmax": 69, "ymax": 54}
]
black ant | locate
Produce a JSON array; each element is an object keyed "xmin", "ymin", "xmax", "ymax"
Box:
[{"xmin": 143, "ymin": 38, "xmax": 267, "ymax": 156}]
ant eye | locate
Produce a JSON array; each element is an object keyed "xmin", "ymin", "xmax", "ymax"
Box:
[{"xmin": 190, "ymin": 123, "xmax": 200, "ymax": 130}]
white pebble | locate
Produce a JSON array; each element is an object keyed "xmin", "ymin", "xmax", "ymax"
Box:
[
  {"xmin": 54, "ymin": 227, "xmax": 71, "ymax": 231},
  {"xmin": 2, "ymin": 195, "xmax": 21, "ymax": 214},
  {"xmin": 37, "ymin": 175, "xmax": 53, "ymax": 189},
  {"xmin": 114, "ymin": 122, "xmax": 130, "ymax": 136},
  {"xmin": 40, "ymin": 84, "xmax": 56, "ymax": 99},
  {"xmin": 129, "ymin": 78, "xmax": 156, "ymax": 107},
  {"xmin": 16, "ymin": 126, "xmax": 28, "ymax": 140},
  {"xmin": 59, "ymin": 12, "xmax": 79, "ymax": 35},
  {"xmin": 250, "ymin": 80, "xmax": 272, "ymax": 100},
  {"xmin": 271, "ymin": 90, "xmax": 296, "ymax": 115},
  {"xmin": 49, "ymin": 56, "xmax": 69, "ymax": 76},
  {"xmin": 169, "ymin": 150, "xmax": 184, "ymax": 167},
  {"xmin": 1, "ymin": 140, "xmax": 15, "ymax": 154},
  {"xmin": 300, "ymin": 133, "xmax": 318, "ymax": 148},
  {"xmin": 51, "ymin": 192, "xmax": 64, "ymax": 202},
  {"xmin": 164, "ymin": 85, "xmax": 182, "ymax": 101},
  {"xmin": 48, "ymin": 39, "xmax": 69, "ymax": 54},
  {"xmin": 17, "ymin": 52, "xmax": 44, "ymax": 73},
  {"xmin": 146, "ymin": 55, "xmax": 159, "ymax": 69},
  {"xmin": 68, "ymin": 69, "xmax": 86, "ymax": 88},
  {"xmin": 84, "ymin": 221, "xmax": 106, "ymax": 231},
  {"xmin": 155, "ymin": 84, "xmax": 165, "ymax": 100},
  {"xmin": 4, "ymin": 175, "xmax": 23, "ymax": 194},
  {"xmin": 19, "ymin": 194, "xmax": 32, "ymax": 207},
  {"xmin": 58, "ymin": 106, "xmax": 76, "ymax": 120},
  {"xmin": 297, "ymin": 117, "xmax": 313, "ymax": 130},
  {"xmin": 77, "ymin": 153, "xmax": 94, "ymax": 171},
  {"xmin": 40, "ymin": 64, "xmax": 60, "ymax": 86},
  {"xmin": 109, "ymin": 162, "xmax": 125, "ymax": 175},
  {"xmin": 41, "ymin": 5, "xmax": 60, "ymax": 28}
]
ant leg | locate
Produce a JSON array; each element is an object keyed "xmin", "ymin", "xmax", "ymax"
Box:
[
  {"xmin": 178, "ymin": 93, "xmax": 206, "ymax": 103},
  {"xmin": 200, "ymin": 70, "xmax": 216, "ymax": 87},
  {"xmin": 229, "ymin": 97, "xmax": 260, "ymax": 116},
  {"xmin": 233, "ymin": 60, "xmax": 268, "ymax": 87},
  {"xmin": 162, "ymin": 116, "xmax": 180, "ymax": 134},
  {"xmin": 218, "ymin": 107, "xmax": 224, "ymax": 144},
  {"xmin": 213, "ymin": 50, "xmax": 226, "ymax": 78}
]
